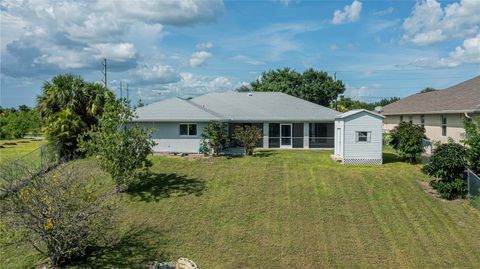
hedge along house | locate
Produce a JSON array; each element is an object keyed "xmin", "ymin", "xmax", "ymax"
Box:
[
  {"xmin": 132, "ymin": 92, "xmax": 340, "ymax": 153},
  {"xmin": 333, "ymin": 109, "xmax": 384, "ymax": 164}
]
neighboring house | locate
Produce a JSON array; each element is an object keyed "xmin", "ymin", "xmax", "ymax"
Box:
[
  {"xmin": 132, "ymin": 92, "xmax": 340, "ymax": 153},
  {"xmin": 333, "ymin": 109, "xmax": 384, "ymax": 164},
  {"xmin": 382, "ymin": 75, "xmax": 480, "ymax": 143}
]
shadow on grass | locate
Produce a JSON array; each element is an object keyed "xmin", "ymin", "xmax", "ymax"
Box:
[
  {"xmin": 254, "ymin": 150, "xmax": 277, "ymax": 158},
  {"xmin": 127, "ymin": 172, "xmax": 205, "ymax": 202},
  {"xmin": 382, "ymin": 152, "xmax": 403, "ymax": 164},
  {"xmin": 71, "ymin": 225, "xmax": 168, "ymax": 268}
]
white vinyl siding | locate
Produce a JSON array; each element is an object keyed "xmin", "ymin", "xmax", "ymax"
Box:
[
  {"xmin": 335, "ymin": 111, "xmax": 383, "ymax": 164},
  {"xmin": 136, "ymin": 122, "xmax": 207, "ymax": 153}
]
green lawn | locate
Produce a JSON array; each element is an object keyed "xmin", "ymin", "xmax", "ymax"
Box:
[
  {"xmin": 2, "ymin": 150, "xmax": 480, "ymax": 268},
  {"xmin": 0, "ymin": 138, "xmax": 46, "ymax": 163}
]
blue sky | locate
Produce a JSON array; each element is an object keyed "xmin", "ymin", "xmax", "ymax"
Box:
[{"xmin": 1, "ymin": 0, "xmax": 479, "ymax": 107}]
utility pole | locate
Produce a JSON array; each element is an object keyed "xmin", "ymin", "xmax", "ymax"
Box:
[
  {"xmin": 126, "ymin": 82, "xmax": 129, "ymax": 102},
  {"xmin": 120, "ymin": 81, "xmax": 123, "ymax": 99},
  {"xmin": 101, "ymin": 58, "xmax": 107, "ymax": 88}
]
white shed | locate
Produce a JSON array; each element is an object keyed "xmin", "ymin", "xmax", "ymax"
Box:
[{"xmin": 333, "ymin": 109, "xmax": 384, "ymax": 164}]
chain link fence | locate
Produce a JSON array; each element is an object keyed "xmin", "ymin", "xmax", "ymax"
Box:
[
  {"xmin": 0, "ymin": 141, "xmax": 61, "ymax": 199},
  {"xmin": 466, "ymin": 169, "xmax": 480, "ymax": 197}
]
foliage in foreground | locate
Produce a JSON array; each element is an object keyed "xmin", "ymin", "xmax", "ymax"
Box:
[
  {"xmin": 0, "ymin": 106, "xmax": 41, "ymax": 139},
  {"xmin": 201, "ymin": 121, "xmax": 230, "ymax": 156},
  {"xmin": 234, "ymin": 125, "xmax": 262, "ymax": 156},
  {"xmin": 0, "ymin": 162, "xmax": 115, "ymax": 267},
  {"xmin": 37, "ymin": 74, "xmax": 114, "ymax": 156},
  {"xmin": 463, "ymin": 118, "xmax": 480, "ymax": 174},
  {"xmin": 423, "ymin": 141, "xmax": 468, "ymax": 200},
  {"xmin": 389, "ymin": 122, "xmax": 426, "ymax": 163},
  {"xmin": 79, "ymin": 99, "xmax": 155, "ymax": 192}
]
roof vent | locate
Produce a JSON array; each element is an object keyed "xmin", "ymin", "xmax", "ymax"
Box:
[{"xmin": 248, "ymin": 92, "xmax": 253, "ymax": 96}]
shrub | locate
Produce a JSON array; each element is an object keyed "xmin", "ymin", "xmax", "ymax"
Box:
[
  {"xmin": 233, "ymin": 125, "xmax": 262, "ymax": 156},
  {"xmin": 389, "ymin": 122, "xmax": 426, "ymax": 163},
  {"xmin": 423, "ymin": 141, "xmax": 467, "ymax": 200},
  {"xmin": 463, "ymin": 118, "xmax": 480, "ymax": 174},
  {"xmin": 0, "ymin": 162, "xmax": 115, "ymax": 267},
  {"xmin": 430, "ymin": 178, "xmax": 468, "ymax": 200},
  {"xmin": 201, "ymin": 121, "xmax": 230, "ymax": 156},
  {"xmin": 79, "ymin": 99, "xmax": 155, "ymax": 192}
]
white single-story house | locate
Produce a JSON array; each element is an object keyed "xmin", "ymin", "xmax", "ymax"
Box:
[
  {"xmin": 333, "ymin": 109, "xmax": 384, "ymax": 164},
  {"xmin": 133, "ymin": 92, "xmax": 340, "ymax": 153},
  {"xmin": 382, "ymin": 75, "xmax": 480, "ymax": 143}
]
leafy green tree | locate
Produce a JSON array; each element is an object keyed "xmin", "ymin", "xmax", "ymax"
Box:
[
  {"xmin": 201, "ymin": 121, "xmax": 230, "ymax": 156},
  {"xmin": 463, "ymin": 118, "xmax": 480, "ymax": 173},
  {"xmin": 420, "ymin": 87, "xmax": 437, "ymax": 93},
  {"xmin": 373, "ymin": 97, "xmax": 400, "ymax": 107},
  {"xmin": 79, "ymin": 99, "xmax": 155, "ymax": 192},
  {"xmin": 0, "ymin": 108, "xmax": 41, "ymax": 139},
  {"xmin": 389, "ymin": 122, "xmax": 426, "ymax": 163},
  {"xmin": 331, "ymin": 97, "xmax": 374, "ymax": 112},
  {"xmin": 423, "ymin": 141, "xmax": 468, "ymax": 199},
  {"xmin": 234, "ymin": 125, "xmax": 262, "ymax": 156},
  {"xmin": 239, "ymin": 68, "xmax": 345, "ymax": 107},
  {"xmin": 37, "ymin": 74, "xmax": 115, "ymax": 155}
]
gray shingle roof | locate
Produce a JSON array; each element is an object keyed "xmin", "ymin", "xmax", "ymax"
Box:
[
  {"xmin": 133, "ymin": 97, "xmax": 222, "ymax": 122},
  {"xmin": 382, "ymin": 75, "xmax": 480, "ymax": 115},
  {"xmin": 335, "ymin": 109, "xmax": 385, "ymax": 119},
  {"xmin": 134, "ymin": 92, "xmax": 340, "ymax": 122}
]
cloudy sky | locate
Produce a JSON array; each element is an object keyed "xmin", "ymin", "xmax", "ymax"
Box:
[{"xmin": 1, "ymin": 0, "xmax": 479, "ymax": 107}]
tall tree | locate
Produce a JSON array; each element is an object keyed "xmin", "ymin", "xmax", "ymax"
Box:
[
  {"xmin": 37, "ymin": 74, "xmax": 115, "ymax": 155},
  {"xmin": 239, "ymin": 68, "xmax": 345, "ymax": 107}
]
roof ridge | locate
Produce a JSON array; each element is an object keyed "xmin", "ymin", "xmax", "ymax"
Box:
[{"xmin": 181, "ymin": 98, "xmax": 226, "ymax": 119}]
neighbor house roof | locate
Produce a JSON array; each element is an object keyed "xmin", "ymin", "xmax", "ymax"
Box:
[
  {"xmin": 133, "ymin": 92, "xmax": 340, "ymax": 122},
  {"xmin": 335, "ymin": 109, "xmax": 385, "ymax": 119},
  {"xmin": 382, "ymin": 75, "xmax": 480, "ymax": 115}
]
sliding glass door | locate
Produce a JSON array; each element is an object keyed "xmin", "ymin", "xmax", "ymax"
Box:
[{"xmin": 280, "ymin": 124, "xmax": 292, "ymax": 148}]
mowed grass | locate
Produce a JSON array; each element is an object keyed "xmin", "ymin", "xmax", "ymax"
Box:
[
  {"xmin": 2, "ymin": 150, "xmax": 480, "ymax": 268},
  {"xmin": 0, "ymin": 138, "xmax": 46, "ymax": 163}
]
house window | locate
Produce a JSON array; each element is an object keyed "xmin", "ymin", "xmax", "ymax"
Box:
[
  {"xmin": 179, "ymin": 123, "xmax": 197, "ymax": 136},
  {"xmin": 356, "ymin": 131, "xmax": 371, "ymax": 143},
  {"xmin": 409, "ymin": 115, "xmax": 413, "ymax": 124},
  {"xmin": 441, "ymin": 115, "xmax": 447, "ymax": 136},
  {"xmin": 400, "ymin": 115, "xmax": 403, "ymax": 122},
  {"xmin": 421, "ymin": 115, "xmax": 425, "ymax": 128}
]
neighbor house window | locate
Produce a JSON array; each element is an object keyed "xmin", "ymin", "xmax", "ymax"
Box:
[
  {"xmin": 179, "ymin": 123, "xmax": 197, "ymax": 136},
  {"xmin": 400, "ymin": 115, "xmax": 403, "ymax": 122},
  {"xmin": 421, "ymin": 115, "xmax": 425, "ymax": 128},
  {"xmin": 356, "ymin": 131, "xmax": 371, "ymax": 142},
  {"xmin": 441, "ymin": 115, "xmax": 447, "ymax": 136}
]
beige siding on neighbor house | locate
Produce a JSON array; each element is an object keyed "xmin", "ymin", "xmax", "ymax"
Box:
[{"xmin": 383, "ymin": 113, "xmax": 479, "ymax": 143}]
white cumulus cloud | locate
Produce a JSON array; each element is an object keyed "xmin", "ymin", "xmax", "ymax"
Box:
[
  {"xmin": 189, "ymin": 51, "xmax": 212, "ymax": 67},
  {"xmin": 332, "ymin": 0, "xmax": 363, "ymax": 25},
  {"xmin": 403, "ymin": 0, "xmax": 480, "ymax": 45}
]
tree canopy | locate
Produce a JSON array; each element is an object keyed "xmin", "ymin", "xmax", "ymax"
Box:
[
  {"xmin": 238, "ymin": 68, "xmax": 345, "ymax": 107},
  {"xmin": 37, "ymin": 74, "xmax": 115, "ymax": 156},
  {"xmin": 331, "ymin": 97, "xmax": 400, "ymax": 112}
]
